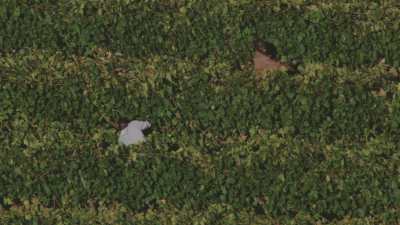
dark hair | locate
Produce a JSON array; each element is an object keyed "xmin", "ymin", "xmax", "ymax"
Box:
[
  {"xmin": 117, "ymin": 118, "xmax": 130, "ymax": 130},
  {"xmin": 254, "ymin": 39, "xmax": 278, "ymax": 58}
]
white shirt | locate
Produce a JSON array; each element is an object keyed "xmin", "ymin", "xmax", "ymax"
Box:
[{"xmin": 118, "ymin": 120, "xmax": 151, "ymax": 146}]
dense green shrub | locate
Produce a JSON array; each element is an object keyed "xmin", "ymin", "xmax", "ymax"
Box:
[
  {"xmin": 1, "ymin": 201, "xmax": 399, "ymax": 224},
  {"xmin": 1, "ymin": 1, "xmax": 400, "ymax": 223},
  {"xmin": 1, "ymin": 50, "xmax": 397, "ymax": 143},
  {"xmin": 1, "ymin": 0, "xmax": 399, "ymax": 67},
  {"xmin": 1, "ymin": 50, "xmax": 399, "ymax": 223}
]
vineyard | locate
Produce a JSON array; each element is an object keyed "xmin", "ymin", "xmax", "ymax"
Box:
[{"xmin": 1, "ymin": 1, "xmax": 400, "ymax": 224}]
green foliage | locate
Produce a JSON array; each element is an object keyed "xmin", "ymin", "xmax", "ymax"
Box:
[
  {"xmin": 1, "ymin": 49, "xmax": 400, "ymax": 224},
  {"xmin": 1, "ymin": 0, "xmax": 400, "ymax": 223},
  {"xmin": 1, "ymin": 0, "xmax": 399, "ymax": 67}
]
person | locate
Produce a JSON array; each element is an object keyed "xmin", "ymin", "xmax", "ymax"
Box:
[{"xmin": 118, "ymin": 119, "xmax": 151, "ymax": 146}]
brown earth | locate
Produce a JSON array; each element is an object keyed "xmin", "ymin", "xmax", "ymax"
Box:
[
  {"xmin": 253, "ymin": 41, "xmax": 292, "ymax": 73},
  {"xmin": 253, "ymin": 49, "xmax": 290, "ymax": 72}
]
